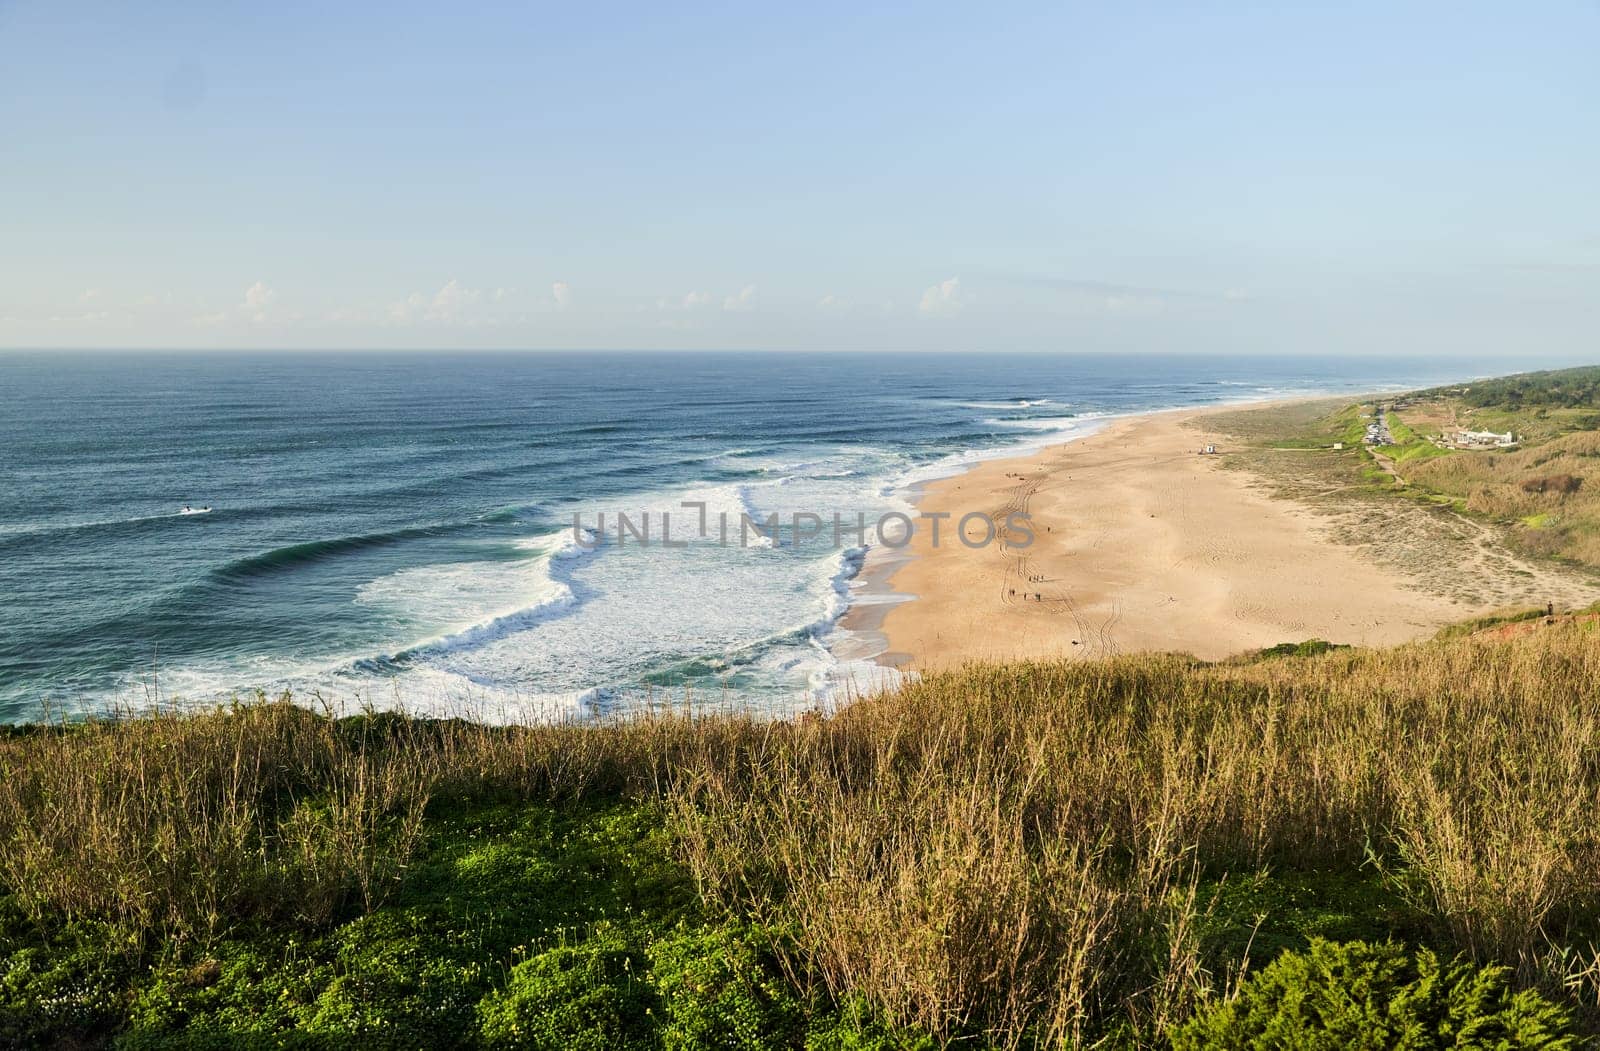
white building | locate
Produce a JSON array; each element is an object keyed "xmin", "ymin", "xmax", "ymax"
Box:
[{"xmin": 1449, "ymin": 429, "xmax": 1517, "ymax": 449}]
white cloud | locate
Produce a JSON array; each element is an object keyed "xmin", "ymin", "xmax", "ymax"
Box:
[
  {"xmin": 384, "ymin": 279, "xmax": 491, "ymax": 324},
  {"xmin": 657, "ymin": 287, "xmax": 751, "ymax": 313},
  {"xmin": 240, "ymin": 281, "xmax": 278, "ymax": 323},
  {"xmin": 427, "ymin": 278, "xmax": 481, "ymax": 320},
  {"xmin": 243, "ymin": 281, "xmax": 276, "ymax": 309},
  {"xmin": 388, "ymin": 292, "xmax": 426, "ymax": 323},
  {"xmin": 78, "ymin": 288, "xmax": 101, "ymax": 303},
  {"xmin": 918, "ymin": 276, "xmax": 962, "ymax": 316},
  {"xmin": 552, "ymin": 281, "xmax": 572, "ymax": 308},
  {"xmin": 817, "ymin": 294, "xmax": 837, "ymax": 309}
]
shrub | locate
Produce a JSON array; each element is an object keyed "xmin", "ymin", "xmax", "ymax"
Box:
[
  {"xmin": 116, "ymin": 941, "xmax": 320, "ymax": 1047},
  {"xmin": 1520, "ymin": 474, "xmax": 1583, "ymax": 495},
  {"xmin": 802, "ymin": 998, "xmax": 937, "ymax": 1050},
  {"xmin": 477, "ymin": 928, "xmax": 656, "ymax": 1050},
  {"xmin": 649, "ymin": 924, "xmax": 803, "ymax": 1050},
  {"xmin": 1256, "ymin": 639, "xmax": 1346, "ymax": 660},
  {"xmin": 303, "ymin": 910, "xmax": 486, "ymax": 1048},
  {"xmin": 1168, "ymin": 939, "xmax": 1577, "ymax": 1050},
  {"xmin": 1, "ymin": 941, "xmax": 128, "ymax": 1048}
]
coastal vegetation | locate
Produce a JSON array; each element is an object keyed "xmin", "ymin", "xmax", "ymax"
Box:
[
  {"xmin": 1213, "ymin": 366, "xmax": 1600, "ymax": 575},
  {"xmin": 1446, "ymin": 367, "xmax": 1600, "ymax": 413},
  {"xmin": 4, "ymin": 618, "xmax": 1600, "ymax": 1048}
]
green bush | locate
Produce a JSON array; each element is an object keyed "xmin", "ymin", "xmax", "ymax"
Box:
[
  {"xmin": 803, "ymin": 998, "xmax": 937, "ymax": 1050},
  {"xmin": 649, "ymin": 924, "xmax": 803, "ymax": 1050},
  {"xmin": 296, "ymin": 910, "xmax": 486, "ymax": 1048},
  {"xmin": 117, "ymin": 943, "xmax": 318, "ymax": 1045},
  {"xmin": 477, "ymin": 928, "xmax": 657, "ymax": 1050},
  {"xmin": 1169, "ymin": 939, "xmax": 1577, "ymax": 1050},
  {"xmin": 1256, "ymin": 639, "xmax": 1347, "ymax": 660},
  {"xmin": 2, "ymin": 941, "xmax": 129, "ymax": 1048}
]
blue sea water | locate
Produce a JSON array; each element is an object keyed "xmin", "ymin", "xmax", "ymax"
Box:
[{"xmin": 0, "ymin": 351, "xmax": 1499, "ymax": 721}]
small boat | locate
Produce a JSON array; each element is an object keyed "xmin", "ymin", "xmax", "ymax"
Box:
[{"xmin": 179, "ymin": 505, "xmax": 213, "ymax": 516}]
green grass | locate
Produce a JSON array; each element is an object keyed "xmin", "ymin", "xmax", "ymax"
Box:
[
  {"xmin": 0, "ymin": 810, "xmax": 1486, "ymax": 1049},
  {"xmin": 1249, "ymin": 639, "xmax": 1349, "ymax": 660},
  {"xmin": 1382, "ymin": 413, "xmax": 1452, "ymax": 465},
  {"xmin": 1330, "ymin": 403, "xmax": 1371, "ymax": 448},
  {"xmin": 12, "ymin": 612, "xmax": 1600, "ymax": 1046},
  {"xmin": 1, "ymin": 793, "xmax": 916, "ymax": 1049},
  {"xmin": 5, "ymin": 798, "xmax": 683, "ymax": 1045}
]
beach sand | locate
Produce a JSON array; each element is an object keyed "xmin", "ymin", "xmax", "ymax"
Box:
[{"xmin": 856, "ymin": 406, "xmax": 1480, "ymax": 668}]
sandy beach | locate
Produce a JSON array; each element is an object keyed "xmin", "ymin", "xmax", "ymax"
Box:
[{"xmin": 857, "ymin": 405, "xmax": 1523, "ymax": 668}]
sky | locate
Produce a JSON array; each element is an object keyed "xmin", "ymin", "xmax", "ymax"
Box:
[{"xmin": 1, "ymin": 1, "xmax": 1596, "ymax": 355}]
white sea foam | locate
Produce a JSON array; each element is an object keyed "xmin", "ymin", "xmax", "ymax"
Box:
[
  {"xmin": 890, "ymin": 412, "xmax": 1115, "ymax": 494},
  {"xmin": 355, "ymin": 529, "xmax": 598, "ymax": 661},
  {"xmin": 97, "ymin": 408, "xmax": 1119, "ymax": 721},
  {"xmin": 672, "ymin": 483, "xmax": 778, "ymax": 547},
  {"xmin": 340, "ymin": 478, "xmax": 886, "ymax": 718},
  {"xmin": 790, "ymin": 544, "xmax": 907, "ymax": 709},
  {"xmin": 957, "ymin": 398, "xmax": 1055, "ymax": 409}
]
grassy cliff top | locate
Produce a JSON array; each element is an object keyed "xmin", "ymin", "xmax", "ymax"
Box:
[{"xmin": 3, "ymin": 616, "xmax": 1599, "ymax": 1047}]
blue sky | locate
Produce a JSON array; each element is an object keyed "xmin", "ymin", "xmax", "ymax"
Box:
[{"xmin": 2, "ymin": 1, "xmax": 1596, "ymax": 354}]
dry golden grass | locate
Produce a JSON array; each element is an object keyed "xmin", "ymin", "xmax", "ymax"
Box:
[
  {"xmin": 1406, "ymin": 430, "xmax": 1600, "ymax": 561},
  {"xmin": 4, "ymin": 624, "xmax": 1600, "ymax": 1043},
  {"xmin": 0, "ymin": 699, "xmax": 719, "ymax": 947},
  {"xmin": 667, "ymin": 630, "xmax": 1600, "ymax": 1042}
]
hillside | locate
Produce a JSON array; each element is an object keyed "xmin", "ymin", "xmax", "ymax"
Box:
[
  {"xmin": 1247, "ymin": 365, "xmax": 1600, "ymax": 570},
  {"xmin": 1376, "ymin": 369, "xmax": 1600, "ymax": 566},
  {"xmin": 3, "ymin": 616, "xmax": 1599, "ymax": 1048}
]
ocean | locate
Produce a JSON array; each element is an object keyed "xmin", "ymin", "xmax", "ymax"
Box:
[{"xmin": 0, "ymin": 351, "xmax": 1494, "ymax": 721}]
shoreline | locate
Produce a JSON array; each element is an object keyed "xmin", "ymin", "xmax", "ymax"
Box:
[
  {"xmin": 841, "ymin": 397, "xmax": 1481, "ymax": 669},
  {"xmin": 834, "ymin": 400, "xmax": 1291, "ymax": 672}
]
